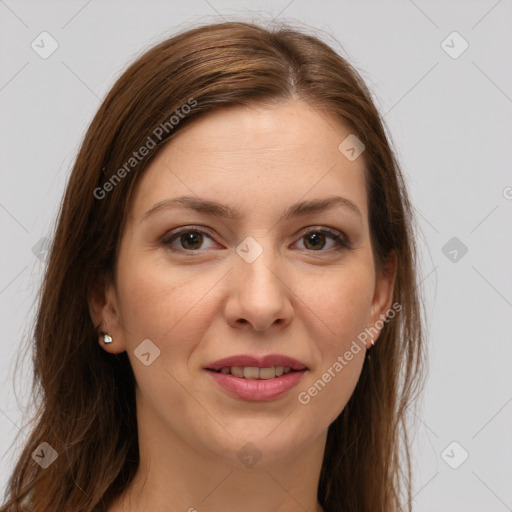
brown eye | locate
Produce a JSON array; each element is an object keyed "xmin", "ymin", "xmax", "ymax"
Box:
[
  {"xmin": 162, "ymin": 228, "xmax": 217, "ymax": 252},
  {"xmin": 297, "ymin": 229, "xmax": 349, "ymax": 252}
]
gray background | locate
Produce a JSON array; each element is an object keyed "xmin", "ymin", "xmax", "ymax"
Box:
[{"xmin": 1, "ymin": 1, "xmax": 511, "ymax": 510}]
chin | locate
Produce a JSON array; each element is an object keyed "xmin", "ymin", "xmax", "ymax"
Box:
[{"xmin": 199, "ymin": 418, "xmax": 317, "ymax": 467}]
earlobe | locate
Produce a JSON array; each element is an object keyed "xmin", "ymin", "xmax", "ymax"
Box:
[{"xmin": 87, "ymin": 274, "xmax": 126, "ymax": 353}]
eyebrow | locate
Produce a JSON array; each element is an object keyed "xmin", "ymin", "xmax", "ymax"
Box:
[{"xmin": 142, "ymin": 194, "xmax": 362, "ymax": 222}]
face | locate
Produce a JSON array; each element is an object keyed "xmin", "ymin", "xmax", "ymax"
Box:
[{"xmin": 90, "ymin": 98, "xmax": 396, "ymax": 465}]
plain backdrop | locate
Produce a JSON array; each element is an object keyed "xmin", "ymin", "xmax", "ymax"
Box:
[{"xmin": 1, "ymin": 1, "xmax": 511, "ymax": 510}]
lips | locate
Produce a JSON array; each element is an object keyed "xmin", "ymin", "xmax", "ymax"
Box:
[{"xmin": 204, "ymin": 354, "xmax": 308, "ymax": 401}]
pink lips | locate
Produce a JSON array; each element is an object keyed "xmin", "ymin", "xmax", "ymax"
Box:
[{"xmin": 204, "ymin": 353, "xmax": 308, "ymax": 402}]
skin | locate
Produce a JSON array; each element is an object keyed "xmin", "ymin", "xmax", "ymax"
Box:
[{"xmin": 89, "ymin": 97, "xmax": 396, "ymax": 512}]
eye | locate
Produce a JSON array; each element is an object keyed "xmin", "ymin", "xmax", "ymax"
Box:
[
  {"xmin": 295, "ymin": 228, "xmax": 350, "ymax": 252},
  {"xmin": 162, "ymin": 228, "xmax": 217, "ymax": 252}
]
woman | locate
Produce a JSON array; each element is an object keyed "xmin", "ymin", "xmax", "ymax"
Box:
[{"xmin": 1, "ymin": 20, "xmax": 426, "ymax": 512}]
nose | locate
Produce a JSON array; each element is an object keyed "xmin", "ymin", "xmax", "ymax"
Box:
[{"xmin": 224, "ymin": 249, "xmax": 294, "ymax": 332}]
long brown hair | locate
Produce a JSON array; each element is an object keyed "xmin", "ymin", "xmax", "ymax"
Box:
[{"xmin": 1, "ymin": 20, "xmax": 427, "ymax": 512}]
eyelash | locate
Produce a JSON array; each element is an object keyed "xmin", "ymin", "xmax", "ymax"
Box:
[{"xmin": 161, "ymin": 226, "xmax": 352, "ymax": 254}]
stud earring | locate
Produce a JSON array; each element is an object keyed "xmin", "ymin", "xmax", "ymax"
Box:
[{"xmin": 102, "ymin": 333, "xmax": 113, "ymax": 344}]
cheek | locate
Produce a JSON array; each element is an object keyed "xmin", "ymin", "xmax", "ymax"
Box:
[
  {"xmin": 115, "ymin": 254, "xmax": 217, "ymax": 353},
  {"xmin": 297, "ymin": 349, "xmax": 365, "ymax": 430},
  {"xmin": 307, "ymin": 263, "xmax": 375, "ymax": 346},
  {"xmin": 114, "ymin": 258, "xmax": 217, "ymax": 415},
  {"xmin": 294, "ymin": 264, "xmax": 373, "ymax": 424}
]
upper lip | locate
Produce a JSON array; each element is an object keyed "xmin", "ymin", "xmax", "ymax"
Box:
[{"xmin": 205, "ymin": 354, "xmax": 308, "ymax": 371}]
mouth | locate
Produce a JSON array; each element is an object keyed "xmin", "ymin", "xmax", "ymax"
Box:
[
  {"xmin": 204, "ymin": 366, "xmax": 308, "ymax": 402},
  {"xmin": 204, "ymin": 355, "xmax": 308, "ymax": 401}
]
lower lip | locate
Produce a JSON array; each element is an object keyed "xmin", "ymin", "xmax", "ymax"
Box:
[{"xmin": 205, "ymin": 369, "xmax": 307, "ymax": 401}]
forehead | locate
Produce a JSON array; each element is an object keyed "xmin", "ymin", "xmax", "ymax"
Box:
[
  {"xmin": 129, "ymin": 99, "xmax": 368, "ymax": 222},
  {"xmin": 167, "ymin": 99, "xmax": 358, "ymax": 161}
]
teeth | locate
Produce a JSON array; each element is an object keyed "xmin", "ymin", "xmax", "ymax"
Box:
[
  {"xmin": 216, "ymin": 365, "xmax": 295, "ymax": 379},
  {"xmin": 258, "ymin": 367, "xmax": 276, "ymax": 380},
  {"xmin": 243, "ymin": 367, "xmax": 260, "ymax": 379},
  {"xmin": 231, "ymin": 366, "xmax": 244, "ymax": 378}
]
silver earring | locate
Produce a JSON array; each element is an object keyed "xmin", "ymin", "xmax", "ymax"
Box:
[{"xmin": 102, "ymin": 333, "xmax": 113, "ymax": 344}]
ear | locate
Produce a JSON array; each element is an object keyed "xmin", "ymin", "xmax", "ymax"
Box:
[
  {"xmin": 367, "ymin": 250, "xmax": 398, "ymax": 349},
  {"xmin": 88, "ymin": 272, "xmax": 127, "ymax": 354}
]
